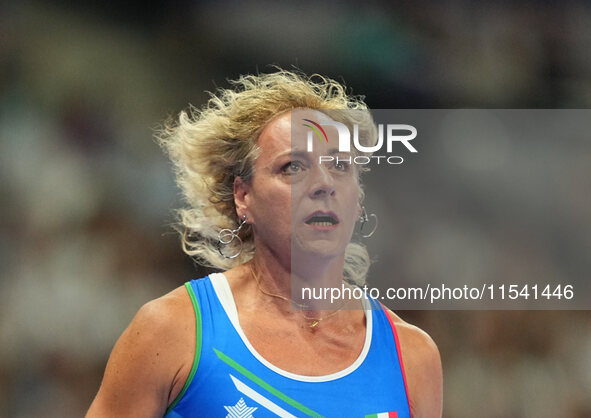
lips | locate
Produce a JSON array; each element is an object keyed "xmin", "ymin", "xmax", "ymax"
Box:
[{"xmin": 304, "ymin": 211, "xmax": 339, "ymax": 226}]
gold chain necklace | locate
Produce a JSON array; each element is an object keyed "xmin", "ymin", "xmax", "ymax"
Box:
[{"xmin": 249, "ymin": 264, "xmax": 347, "ymax": 328}]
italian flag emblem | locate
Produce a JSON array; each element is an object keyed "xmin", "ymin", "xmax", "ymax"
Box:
[{"xmin": 365, "ymin": 412, "xmax": 398, "ymax": 418}]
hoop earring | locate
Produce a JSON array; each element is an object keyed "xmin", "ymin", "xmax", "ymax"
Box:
[
  {"xmin": 358, "ymin": 206, "xmax": 378, "ymax": 238},
  {"xmin": 217, "ymin": 215, "xmax": 247, "ymax": 259}
]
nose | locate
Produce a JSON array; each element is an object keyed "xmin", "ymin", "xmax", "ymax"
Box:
[{"xmin": 309, "ymin": 164, "xmax": 336, "ymax": 199}]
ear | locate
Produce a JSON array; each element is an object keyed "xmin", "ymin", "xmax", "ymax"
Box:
[
  {"xmin": 356, "ymin": 202, "xmax": 363, "ymax": 218},
  {"xmin": 234, "ymin": 176, "xmax": 251, "ymax": 220}
]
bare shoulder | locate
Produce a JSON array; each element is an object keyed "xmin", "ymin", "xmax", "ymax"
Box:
[
  {"xmin": 385, "ymin": 310, "xmax": 440, "ymax": 366},
  {"xmin": 128, "ymin": 286, "xmax": 196, "ymax": 366},
  {"xmin": 385, "ymin": 310, "xmax": 443, "ymax": 418},
  {"xmin": 86, "ymin": 285, "xmax": 195, "ymax": 418},
  {"xmin": 135, "ymin": 285, "xmax": 195, "ymax": 341}
]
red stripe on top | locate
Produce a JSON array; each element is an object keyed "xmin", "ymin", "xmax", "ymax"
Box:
[
  {"xmin": 389, "ymin": 411, "xmax": 398, "ymax": 418},
  {"xmin": 381, "ymin": 303, "xmax": 412, "ymax": 418},
  {"xmin": 303, "ymin": 119, "xmax": 329, "ymax": 142}
]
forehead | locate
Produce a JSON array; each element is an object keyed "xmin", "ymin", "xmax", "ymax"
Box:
[{"xmin": 257, "ymin": 109, "xmax": 339, "ymax": 155}]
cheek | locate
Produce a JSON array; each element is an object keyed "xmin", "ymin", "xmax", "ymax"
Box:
[
  {"xmin": 346, "ymin": 185, "xmax": 362, "ymax": 221},
  {"xmin": 254, "ymin": 185, "xmax": 292, "ymax": 216},
  {"xmin": 346, "ymin": 180, "xmax": 361, "ymax": 203}
]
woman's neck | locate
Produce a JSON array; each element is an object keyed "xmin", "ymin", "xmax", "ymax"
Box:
[{"xmin": 250, "ymin": 247, "xmax": 347, "ymax": 310}]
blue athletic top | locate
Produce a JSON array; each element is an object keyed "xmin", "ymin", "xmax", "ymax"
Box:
[{"xmin": 164, "ymin": 274, "xmax": 411, "ymax": 418}]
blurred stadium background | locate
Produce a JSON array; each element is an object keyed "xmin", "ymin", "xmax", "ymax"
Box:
[{"xmin": 1, "ymin": 1, "xmax": 590, "ymax": 417}]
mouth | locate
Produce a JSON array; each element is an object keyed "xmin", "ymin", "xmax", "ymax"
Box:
[{"xmin": 304, "ymin": 211, "xmax": 339, "ymax": 226}]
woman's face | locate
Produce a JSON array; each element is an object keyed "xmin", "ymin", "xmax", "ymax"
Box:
[{"xmin": 235, "ymin": 109, "xmax": 361, "ymax": 262}]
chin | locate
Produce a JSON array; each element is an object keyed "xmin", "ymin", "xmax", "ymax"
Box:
[{"xmin": 291, "ymin": 241, "xmax": 348, "ymax": 260}]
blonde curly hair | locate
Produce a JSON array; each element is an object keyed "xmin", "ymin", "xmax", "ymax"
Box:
[{"xmin": 157, "ymin": 69, "xmax": 376, "ymax": 284}]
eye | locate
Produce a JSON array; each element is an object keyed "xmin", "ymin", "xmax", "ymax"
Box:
[
  {"xmin": 332, "ymin": 159, "xmax": 351, "ymax": 172},
  {"xmin": 281, "ymin": 160, "xmax": 304, "ymax": 175}
]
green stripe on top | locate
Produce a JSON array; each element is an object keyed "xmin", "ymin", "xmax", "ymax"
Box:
[
  {"xmin": 165, "ymin": 282, "xmax": 203, "ymax": 414},
  {"xmin": 303, "ymin": 123, "xmax": 323, "ymax": 142},
  {"xmin": 365, "ymin": 414, "xmax": 378, "ymax": 418},
  {"xmin": 213, "ymin": 348, "xmax": 324, "ymax": 418}
]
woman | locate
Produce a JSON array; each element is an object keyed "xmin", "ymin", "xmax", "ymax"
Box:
[{"xmin": 86, "ymin": 70, "xmax": 442, "ymax": 417}]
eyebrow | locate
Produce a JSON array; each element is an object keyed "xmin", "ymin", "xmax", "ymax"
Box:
[
  {"xmin": 288, "ymin": 148, "xmax": 351, "ymax": 156},
  {"xmin": 327, "ymin": 148, "xmax": 349, "ymax": 155},
  {"xmin": 282, "ymin": 150, "xmax": 312, "ymax": 159},
  {"xmin": 273, "ymin": 150, "xmax": 311, "ymax": 163},
  {"xmin": 289, "ymin": 150, "xmax": 309, "ymax": 157}
]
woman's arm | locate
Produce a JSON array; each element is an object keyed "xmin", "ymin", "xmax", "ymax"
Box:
[
  {"xmin": 86, "ymin": 287, "xmax": 195, "ymax": 418},
  {"xmin": 386, "ymin": 310, "xmax": 443, "ymax": 418}
]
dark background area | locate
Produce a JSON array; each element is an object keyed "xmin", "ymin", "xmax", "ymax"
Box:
[{"xmin": 1, "ymin": 1, "xmax": 590, "ymax": 417}]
